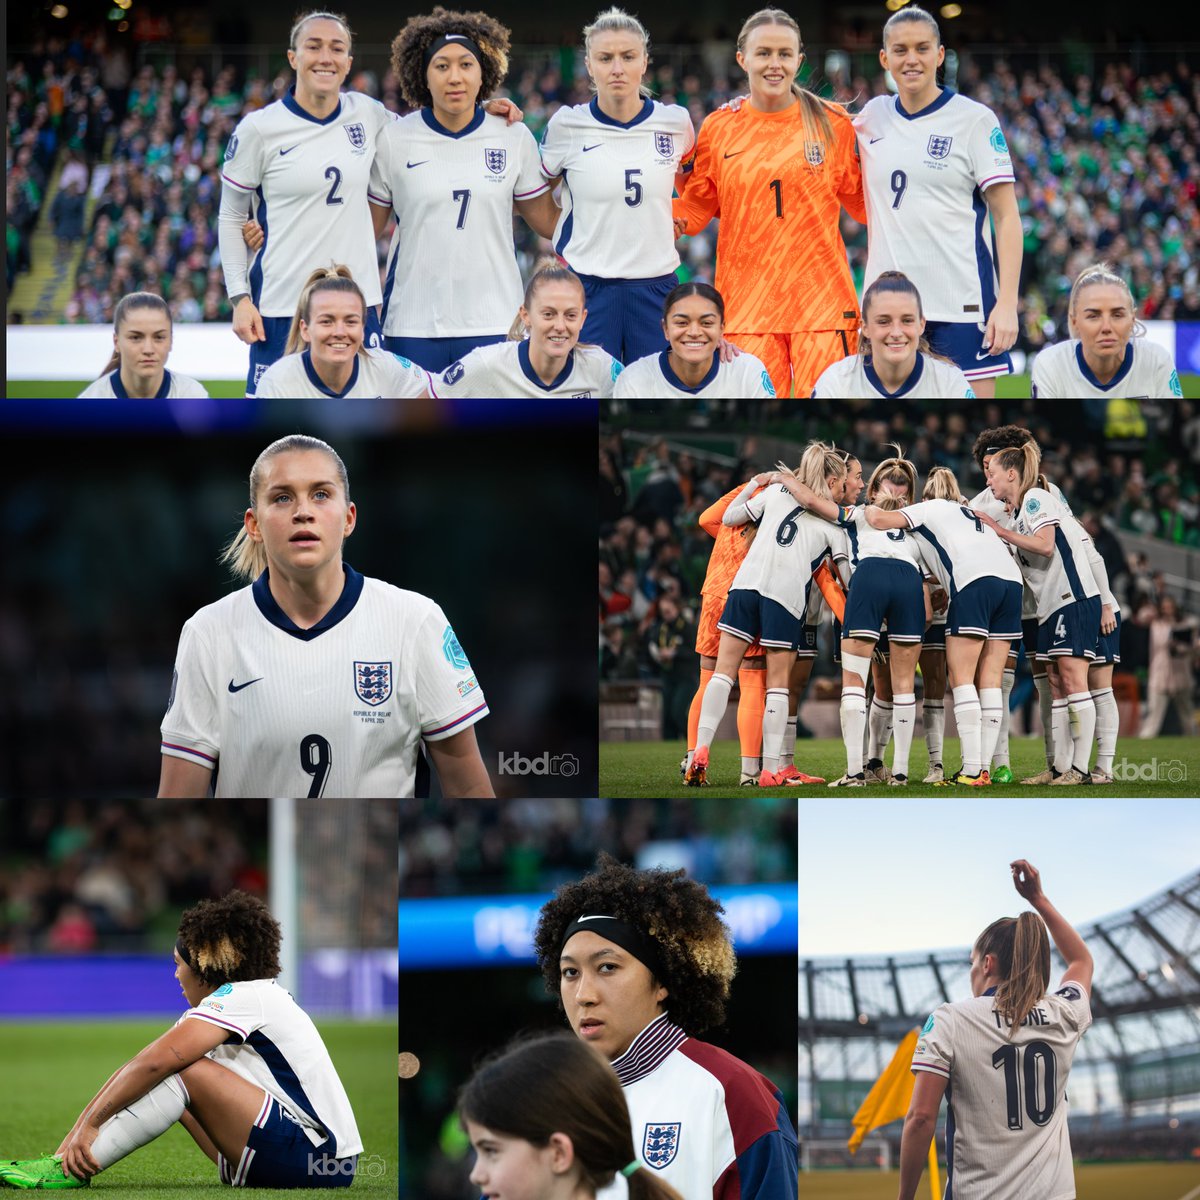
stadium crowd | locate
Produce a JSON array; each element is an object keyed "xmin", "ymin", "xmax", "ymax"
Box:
[{"xmin": 7, "ymin": 22, "xmax": 1198, "ymax": 343}]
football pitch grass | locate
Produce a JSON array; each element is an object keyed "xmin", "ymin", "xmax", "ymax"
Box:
[
  {"xmin": 600, "ymin": 735, "xmax": 1200, "ymax": 798},
  {"xmin": 0, "ymin": 1020, "xmax": 396, "ymax": 1197},
  {"xmin": 801, "ymin": 1161, "xmax": 1200, "ymax": 1199}
]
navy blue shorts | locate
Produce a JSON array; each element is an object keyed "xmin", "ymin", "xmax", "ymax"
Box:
[
  {"xmin": 843, "ymin": 558, "xmax": 925, "ymax": 643},
  {"xmin": 1037, "ymin": 596, "xmax": 1102, "ymax": 661},
  {"xmin": 1093, "ymin": 608, "xmax": 1122, "ymax": 664},
  {"xmin": 576, "ymin": 272, "xmax": 676, "ymax": 364},
  {"xmin": 796, "ymin": 623, "xmax": 818, "ymax": 659},
  {"xmin": 948, "ymin": 578, "xmax": 1023, "ymax": 640},
  {"xmin": 923, "ymin": 620, "xmax": 946, "ymax": 649},
  {"xmin": 247, "ymin": 312, "xmax": 383, "ymax": 395},
  {"xmin": 718, "ymin": 588, "xmax": 801, "ymax": 650},
  {"xmin": 924, "ymin": 319, "xmax": 1013, "ymax": 382},
  {"xmin": 385, "ymin": 333, "xmax": 505, "ymax": 375},
  {"xmin": 218, "ymin": 1095, "xmax": 355, "ymax": 1188}
]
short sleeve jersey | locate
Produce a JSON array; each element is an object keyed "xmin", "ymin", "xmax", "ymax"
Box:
[
  {"xmin": 161, "ymin": 565, "xmax": 488, "ymax": 797},
  {"xmin": 900, "ymin": 498, "xmax": 1023, "ymax": 596},
  {"xmin": 431, "ymin": 340, "xmax": 621, "ymax": 397},
  {"xmin": 854, "ymin": 90, "xmax": 1014, "ymax": 324},
  {"xmin": 1003, "ymin": 488, "xmax": 1099, "ymax": 622},
  {"xmin": 79, "ymin": 369, "xmax": 209, "ymax": 398},
  {"xmin": 539, "ymin": 97, "xmax": 694, "ymax": 279},
  {"xmin": 1030, "ymin": 339, "xmax": 1181, "ymax": 398},
  {"xmin": 222, "ymin": 90, "xmax": 391, "ymax": 315},
  {"xmin": 836, "ymin": 504, "xmax": 924, "ymax": 571},
  {"xmin": 811, "ymin": 351, "xmax": 975, "ymax": 398},
  {"xmin": 673, "ymin": 102, "xmax": 866, "ymax": 334},
  {"xmin": 615, "ymin": 350, "xmax": 776, "ymax": 398},
  {"xmin": 912, "ymin": 982, "xmax": 1092, "ymax": 1200},
  {"xmin": 253, "ymin": 349, "xmax": 429, "ymax": 398},
  {"xmin": 182, "ymin": 978, "xmax": 362, "ymax": 1157},
  {"xmin": 370, "ymin": 109, "xmax": 549, "ymax": 338}
]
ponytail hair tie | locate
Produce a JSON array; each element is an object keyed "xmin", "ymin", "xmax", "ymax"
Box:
[{"xmin": 621, "ymin": 1161, "xmax": 640, "ymax": 1177}]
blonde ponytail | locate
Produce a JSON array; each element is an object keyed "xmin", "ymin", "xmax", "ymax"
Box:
[
  {"xmin": 285, "ymin": 264, "xmax": 367, "ymax": 357},
  {"xmin": 976, "ymin": 913, "xmax": 1052, "ymax": 1039}
]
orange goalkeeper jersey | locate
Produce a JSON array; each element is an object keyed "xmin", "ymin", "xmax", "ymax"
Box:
[
  {"xmin": 699, "ymin": 483, "xmax": 765, "ymax": 598},
  {"xmin": 674, "ymin": 100, "xmax": 866, "ymax": 335}
]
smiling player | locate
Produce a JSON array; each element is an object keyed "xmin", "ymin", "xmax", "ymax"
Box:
[{"xmin": 158, "ymin": 434, "xmax": 492, "ymax": 798}]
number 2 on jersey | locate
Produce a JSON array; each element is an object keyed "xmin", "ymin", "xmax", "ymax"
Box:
[
  {"xmin": 325, "ymin": 167, "xmax": 343, "ymax": 206},
  {"xmin": 300, "ymin": 733, "xmax": 332, "ymax": 797},
  {"xmin": 992, "ymin": 1040, "xmax": 1057, "ymax": 1129}
]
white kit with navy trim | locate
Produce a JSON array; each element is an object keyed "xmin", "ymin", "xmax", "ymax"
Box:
[
  {"xmin": 431, "ymin": 339, "xmax": 621, "ymax": 397},
  {"xmin": 811, "ymin": 351, "xmax": 975, "ymax": 399},
  {"xmin": 900, "ymin": 498, "xmax": 1023, "ymax": 596},
  {"xmin": 1031, "ymin": 338, "xmax": 1180, "ymax": 398},
  {"xmin": 253, "ymin": 349, "xmax": 429, "ymax": 398},
  {"xmin": 614, "ymin": 350, "xmax": 776, "ymax": 398},
  {"xmin": 161, "ymin": 564, "xmax": 488, "ymax": 797},
  {"xmin": 78, "ymin": 369, "xmax": 209, "ymax": 398},
  {"xmin": 1002, "ymin": 488, "xmax": 1099, "ymax": 622}
]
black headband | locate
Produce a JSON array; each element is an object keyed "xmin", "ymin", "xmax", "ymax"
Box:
[
  {"xmin": 424, "ymin": 34, "xmax": 485, "ymax": 70},
  {"xmin": 560, "ymin": 914, "xmax": 666, "ymax": 983},
  {"xmin": 175, "ymin": 939, "xmax": 194, "ymax": 969}
]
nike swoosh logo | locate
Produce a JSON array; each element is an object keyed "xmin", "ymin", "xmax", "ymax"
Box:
[
  {"xmin": 976, "ymin": 350, "xmax": 995, "ymax": 361},
  {"xmin": 723, "ymin": 150, "xmax": 744, "ymax": 158},
  {"xmin": 228, "ymin": 678, "xmax": 263, "ymax": 693},
  {"xmin": 406, "ymin": 160, "xmax": 429, "ymax": 168},
  {"xmin": 869, "ymin": 137, "xmax": 884, "ymax": 144},
  {"xmin": 279, "ymin": 146, "xmax": 300, "ymax": 156},
  {"xmin": 582, "ymin": 144, "xmax": 602, "ymax": 153},
  {"xmin": 574, "ymin": 915, "xmax": 611, "ymax": 922}
]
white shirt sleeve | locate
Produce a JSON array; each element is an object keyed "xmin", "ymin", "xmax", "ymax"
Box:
[
  {"xmin": 1150, "ymin": 342, "xmax": 1182, "ymax": 398},
  {"xmin": 539, "ymin": 109, "xmax": 569, "ymax": 178},
  {"xmin": 160, "ymin": 619, "xmax": 221, "ymax": 772},
  {"xmin": 385, "ymin": 354, "xmax": 431, "ymax": 397},
  {"xmin": 1049, "ymin": 981, "xmax": 1093, "ymax": 1036},
  {"xmin": 368, "ymin": 122, "xmax": 394, "ymax": 209},
  {"xmin": 431, "ymin": 349, "xmax": 489, "ymax": 398},
  {"xmin": 414, "ymin": 604, "xmax": 490, "ymax": 742},
  {"xmin": 183, "ymin": 980, "xmax": 265, "ymax": 1044},
  {"xmin": 514, "ymin": 123, "xmax": 550, "ymax": 200},
  {"xmin": 218, "ymin": 118, "xmax": 263, "ymax": 299},
  {"xmin": 912, "ymin": 1006, "xmax": 953, "ymax": 1078},
  {"xmin": 969, "ymin": 106, "xmax": 1015, "ymax": 192}
]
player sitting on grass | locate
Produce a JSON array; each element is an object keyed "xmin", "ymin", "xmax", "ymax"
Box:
[{"xmin": 0, "ymin": 892, "xmax": 361, "ymax": 1191}]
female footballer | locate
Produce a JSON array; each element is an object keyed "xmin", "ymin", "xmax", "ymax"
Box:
[
  {"xmin": 980, "ymin": 442, "xmax": 1101, "ymax": 785},
  {"xmin": 369, "ymin": 8, "xmax": 560, "ymax": 373},
  {"xmin": 615, "ymin": 283, "xmax": 777, "ymax": 398},
  {"xmin": 673, "ymin": 8, "xmax": 867, "ymax": 398},
  {"xmin": 899, "ymin": 860, "xmax": 1093, "ymax": 1200},
  {"xmin": 460, "ymin": 1033, "xmax": 684, "ymax": 1200},
  {"xmin": 253, "ymin": 266, "xmax": 430, "ymax": 398},
  {"xmin": 533, "ymin": 854, "xmax": 798, "ymax": 1198},
  {"xmin": 810, "ymin": 273, "xmax": 976, "ymax": 398},
  {"xmin": 78, "ymin": 292, "xmax": 209, "ymax": 398},
  {"xmin": 158, "ymin": 434, "xmax": 493, "ymax": 798},
  {"xmin": 1031, "ymin": 262, "xmax": 1182, "ymax": 398},
  {"xmin": 537, "ymin": 7, "xmax": 694, "ymax": 364},
  {"xmin": 855, "ymin": 5, "xmax": 1022, "ymax": 398},
  {"xmin": 430, "ymin": 260, "xmax": 621, "ymax": 396},
  {"xmin": 865, "ymin": 466, "xmax": 1024, "ymax": 786},
  {"xmin": 1, "ymin": 892, "xmax": 360, "ymax": 1190}
]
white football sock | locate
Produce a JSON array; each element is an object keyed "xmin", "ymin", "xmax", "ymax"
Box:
[
  {"xmin": 1052, "ymin": 699, "xmax": 1072, "ymax": 774},
  {"xmin": 979, "ymin": 687, "xmax": 1003, "ymax": 773},
  {"xmin": 1033, "ymin": 673, "xmax": 1054, "ymax": 767},
  {"xmin": 953, "ymin": 684, "xmax": 983, "ymax": 775},
  {"xmin": 741, "ymin": 756, "xmax": 761, "ymax": 777},
  {"xmin": 695, "ymin": 673, "xmax": 734, "ymax": 753},
  {"xmin": 91, "ymin": 1074, "xmax": 189, "ymax": 1171},
  {"xmin": 924, "ymin": 699, "xmax": 945, "ymax": 766},
  {"xmin": 781, "ymin": 712, "xmax": 798, "ymax": 768},
  {"xmin": 892, "ymin": 693, "xmax": 916, "ymax": 778},
  {"xmin": 762, "ymin": 689, "xmax": 789, "ymax": 774},
  {"xmin": 868, "ymin": 698, "xmax": 893, "ymax": 762},
  {"xmin": 995, "ymin": 668, "xmax": 1015, "ymax": 767},
  {"xmin": 1091, "ymin": 687, "xmax": 1118, "ymax": 775},
  {"xmin": 841, "ymin": 687, "xmax": 867, "ymax": 776},
  {"xmin": 1067, "ymin": 692, "xmax": 1096, "ymax": 775}
]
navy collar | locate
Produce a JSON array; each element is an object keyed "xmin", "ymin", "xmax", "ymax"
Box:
[
  {"xmin": 283, "ymin": 84, "xmax": 343, "ymax": 126},
  {"xmin": 112, "ymin": 368, "xmax": 172, "ymax": 399},
  {"xmin": 421, "ymin": 104, "xmax": 485, "ymax": 139},
  {"xmin": 983, "ymin": 986, "xmax": 997, "ymax": 997},
  {"xmin": 894, "ymin": 86, "xmax": 954, "ymax": 121},
  {"xmin": 1076, "ymin": 340, "xmax": 1134, "ymax": 391},
  {"xmin": 865, "ymin": 352, "xmax": 924, "ymax": 397},
  {"xmin": 611, "ymin": 1013, "xmax": 688, "ymax": 1087},
  {"xmin": 518, "ymin": 338, "xmax": 575, "ymax": 391},
  {"xmin": 588, "ymin": 95, "xmax": 654, "ymax": 129},
  {"xmin": 252, "ymin": 563, "xmax": 364, "ymax": 641},
  {"xmin": 302, "ymin": 348, "xmax": 360, "ymax": 397},
  {"xmin": 659, "ymin": 349, "xmax": 720, "ymax": 394}
]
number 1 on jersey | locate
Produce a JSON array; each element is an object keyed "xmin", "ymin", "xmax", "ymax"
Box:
[
  {"xmin": 300, "ymin": 733, "xmax": 332, "ymax": 798},
  {"xmin": 770, "ymin": 178, "xmax": 783, "ymax": 219},
  {"xmin": 453, "ymin": 189, "xmax": 472, "ymax": 230}
]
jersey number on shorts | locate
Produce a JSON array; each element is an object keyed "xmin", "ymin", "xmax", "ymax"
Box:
[
  {"xmin": 300, "ymin": 733, "xmax": 332, "ymax": 797},
  {"xmin": 775, "ymin": 505, "xmax": 805, "ymax": 546},
  {"xmin": 992, "ymin": 1040, "xmax": 1057, "ymax": 1129},
  {"xmin": 325, "ymin": 167, "xmax": 344, "ymax": 206},
  {"xmin": 1055, "ymin": 614, "xmax": 1067, "ymax": 640}
]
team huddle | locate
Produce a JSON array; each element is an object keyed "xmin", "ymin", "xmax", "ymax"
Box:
[
  {"xmin": 683, "ymin": 424, "xmax": 1122, "ymax": 789},
  {"xmin": 74, "ymin": 3, "xmax": 1183, "ymax": 399}
]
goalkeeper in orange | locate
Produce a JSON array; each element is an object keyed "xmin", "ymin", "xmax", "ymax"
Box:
[{"xmin": 673, "ymin": 7, "xmax": 867, "ymax": 399}]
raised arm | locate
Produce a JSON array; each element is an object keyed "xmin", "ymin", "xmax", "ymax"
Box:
[
  {"xmin": 976, "ymin": 511, "xmax": 1055, "ymax": 557},
  {"xmin": 770, "ymin": 473, "xmax": 840, "ymax": 523},
  {"xmin": 1011, "ymin": 859, "xmax": 1093, "ymax": 994},
  {"xmin": 723, "ymin": 473, "xmax": 773, "ymax": 527},
  {"xmin": 864, "ymin": 504, "xmax": 909, "ymax": 530}
]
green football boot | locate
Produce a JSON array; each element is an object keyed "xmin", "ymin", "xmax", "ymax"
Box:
[
  {"xmin": 0, "ymin": 1156, "xmax": 88, "ymax": 1189},
  {"xmin": 991, "ymin": 765, "xmax": 1015, "ymax": 784}
]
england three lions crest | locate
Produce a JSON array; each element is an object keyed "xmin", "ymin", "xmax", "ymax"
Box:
[
  {"xmin": 344, "ymin": 122, "xmax": 367, "ymax": 151},
  {"xmin": 354, "ymin": 661, "xmax": 393, "ymax": 706},
  {"xmin": 484, "ymin": 148, "xmax": 507, "ymax": 175},
  {"xmin": 654, "ymin": 132, "xmax": 674, "ymax": 158},
  {"xmin": 642, "ymin": 1123, "xmax": 680, "ymax": 1169},
  {"xmin": 927, "ymin": 134, "xmax": 953, "ymax": 159},
  {"xmin": 804, "ymin": 140, "xmax": 825, "ymax": 166}
]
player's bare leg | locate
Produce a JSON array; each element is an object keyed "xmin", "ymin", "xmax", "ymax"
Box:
[{"xmin": 178, "ymin": 1057, "xmax": 270, "ymax": 1174}]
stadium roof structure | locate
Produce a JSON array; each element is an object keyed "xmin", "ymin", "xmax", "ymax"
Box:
[{"xmin": 800, "ymin": 870, "xmax": 1200, "ymax": 1124}]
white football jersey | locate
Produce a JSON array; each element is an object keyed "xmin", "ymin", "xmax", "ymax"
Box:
[
  {"xmin": 78, "ymin": 369, "xmax": 209, "ymax": 398},
  {"xmin": 727, "ymin": 485, "xmax": 835, "ymax": 618},
  {"xmin": 1031, "ymin": 338, "xmax": 1181, "ymax": 398},
  {"xmin": 539, "ymin": 98, "xmax": 694, "ymax": 279},
  {"xmin": 253, "ymin": 349, "xmax": 429, "ymax": 398},
  {"xmin": 900, "ymin": 498, "xmax": 1023, "ymax": 597},
  {"xmin": 614, "ymin": 350, "xmax": 776, "ymax": 398},
  {"xmin": 854, "ymin": 90, "xmax": 1014, "ymax": 323},
  {"xmin": 370, "ymin": 109, "xmax": 548, "ymax": 338},
  {"xmin": 161, "ymin": 566, "xmax": 489, "ymax": 797},
  {"xmin": 182, "ymin": 978, "xmax": 362, "ymax": 1157},
  {"xmin": 966, "ymin": 486, "xmax": 1009, "ymax": 522},
  {"xmin": 430, "ymin": 339, "xmax": 620, "ymax": 397},
  {"xmin": 1004, "ymin": 488, "xmax": 1099, "ymax": 622},
  {"xmin": 221, "ymin": 89, "xmax": 390, "ymax": 316},
  {"xmin": 836, "ymin": 504, "xmax": 924, "ymax": 571},
  {"xmin": 912, "ymin": 981, "xmax": 1092, "ymax": 1200},
  {"xmin": 811, "ymin": 351, "xmax": 975, "ymax": 398}
]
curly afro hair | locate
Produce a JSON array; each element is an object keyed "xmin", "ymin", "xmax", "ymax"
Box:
[
  {"xmin": 532, "ymin": 853, "xmax": 737, "ymax": 1037},
  {"xmin": 176, "ymin": 890, "xmax": 282, "ymax": 989},
  {"xmin": 972, "ymin": 424, "xmax": 1036, "ymax": 471},
  {"xmin": 390, "ymin": 8, "xmax": 511, "ymax": 111}
]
